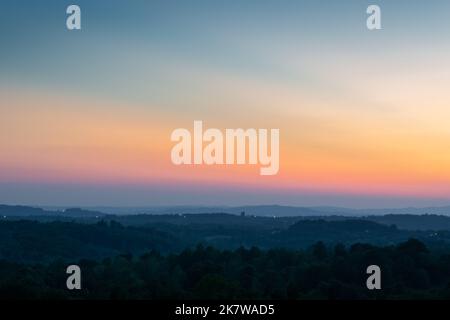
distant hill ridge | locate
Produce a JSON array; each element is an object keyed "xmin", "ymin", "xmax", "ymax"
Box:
[
  {"xmin": 2, "ymin": 204, "xmax": 450, "ymax": 231},
  {"xmin": 39, "ymin": 204, "xmax": 450, "ymax": 217},
  {"xmin": 0, "ymin": 205, "xmax": 106, "ymax": 218}
]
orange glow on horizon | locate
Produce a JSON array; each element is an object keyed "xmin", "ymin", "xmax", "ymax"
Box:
[{"xmin": 2, "ymin": 88, "xmax": 450, "ymax": 200}]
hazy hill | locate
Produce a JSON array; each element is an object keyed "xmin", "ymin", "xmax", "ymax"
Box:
[
  {"xmin": 0, "ymin": 205, "xmax": 50, "ymax": 217},
  {"xmin": 62, "ymin": 204, "xmax": 450, "ymax": 217},
  {"xmin": 365, "ymin": 214, "xmax": 450, "ymax": 231},
  {"xmin": 280, "ymin": 219, "xmax": 406, "ymax": 247},
  {"xmin": 5, "ymin": 204, "xmax": 450, "ymax": 232},
  {"xmin": 0, "ymin": 220, "xmax": 176, "ymax": 263},
  {"xmin": 0, "ymin": 205, "xmax": 105, "ymax": 218},
  {"xmin": 2, "ymin": 216, "xmax": 450, "ymax": 263}
]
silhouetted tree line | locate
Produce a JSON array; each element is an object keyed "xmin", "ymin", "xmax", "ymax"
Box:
[
  {"xmin": 4, "ymin": 218, "xmax": 450, "ymax": 266},
  {"xmin": 2, "ymin": 239, "xmax": 450, "ymax": 299}
]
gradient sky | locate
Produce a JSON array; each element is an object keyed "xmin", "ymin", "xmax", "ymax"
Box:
[{"xmin": 1, "ymin": 0, "xmax": 450, "ymax": 208}]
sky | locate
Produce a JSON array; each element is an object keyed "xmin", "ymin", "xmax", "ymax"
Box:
[{"xmin": 1, "ymin": 0, "xmax": 450, "ymax": 208}]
